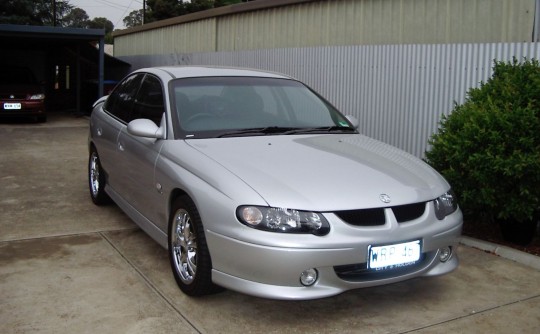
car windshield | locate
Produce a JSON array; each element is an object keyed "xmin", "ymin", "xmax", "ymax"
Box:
[{"xmin": 170, "ymin": 76, "xmax": 356, "ymax": 138}]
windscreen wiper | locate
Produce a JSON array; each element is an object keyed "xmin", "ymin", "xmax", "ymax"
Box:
[
  {"xmin": 217, "ymin": 126, "xmax": 301, "ymax": 138},
  {"xmin": 283, "ymin": 126, "xmax": 357, "ymax": 135}
]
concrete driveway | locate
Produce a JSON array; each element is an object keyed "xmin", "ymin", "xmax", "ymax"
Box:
[{"xmin": 1, "ymin": 113, "xmax": 540, "ymax": 333}]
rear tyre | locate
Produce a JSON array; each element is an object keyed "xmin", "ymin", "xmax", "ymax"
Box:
[
  {"xmin": 88, "ymin": 147, "xmax": 111, "ymax": 205},
  {"xmin": 168, "ymin": 196, "xmax": 222, "ymax": 296}
]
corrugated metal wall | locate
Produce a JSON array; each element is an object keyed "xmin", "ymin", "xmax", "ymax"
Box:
[
  {"xmin": 120, "ymin": 42, "xmax": 540, "ymax": 157},
  {"xmin": 115, "ymin": 0, "xmax": 536, "ymax": 55},
  {"xmin": 215, "ymin": 0, "xmax": 535, "ymax": 50},
  {"xmin": 115, "ymin": 18, "xmax": 218, "ymax": 56}
]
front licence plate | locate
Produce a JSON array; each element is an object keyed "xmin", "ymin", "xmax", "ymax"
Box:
[
  {"xmin": 368, "ymin": 240, "xmax": 421, "ymax": 270},
  {"xmin": 4, "ymin": 103, "xmax": 21, "ymax": 110}
]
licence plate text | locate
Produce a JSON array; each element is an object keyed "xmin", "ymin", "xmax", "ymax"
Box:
[
  {"xmin": 4, "ymin": 103, "xmax": 21, "ymax": 110},
  {"xmin": 368, "ymin": 240, "xmax": 421, "ymax": 270}
]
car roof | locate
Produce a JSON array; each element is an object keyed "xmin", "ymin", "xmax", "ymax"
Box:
[{"xmin": 135, "ymin": 66, "xmax": 293, "ymax": 80}]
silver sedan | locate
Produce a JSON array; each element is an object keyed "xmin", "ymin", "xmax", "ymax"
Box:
[{"xmin": 88, "ymin": 66, "xmax": 462, "ymax": 300}]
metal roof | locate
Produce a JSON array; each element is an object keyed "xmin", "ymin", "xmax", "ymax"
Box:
[{"xmin": 0, "ymin": 24, "xmax": 104, "ymax": 41}]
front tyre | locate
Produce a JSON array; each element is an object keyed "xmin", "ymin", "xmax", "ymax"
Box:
[
  {"xmin": 88, "ymin": 147, "xmax": 111, "ymax": 205},
  {"xmin": 168, "ymin": 196, "xmax": 221, "ymax": 296}
]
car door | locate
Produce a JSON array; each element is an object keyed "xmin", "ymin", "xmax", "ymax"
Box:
[
  {"xmin": 116, "ymin": 74, "xmax": 166, "ymax": 224},
  {"xmin": 94, "ymin": 73, "xmax": 144, "ymax": 199}
]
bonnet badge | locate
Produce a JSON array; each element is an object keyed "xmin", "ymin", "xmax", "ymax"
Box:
[{"xmin": 379, "ymin": 194, "xmax": 391, "ymax": 204}]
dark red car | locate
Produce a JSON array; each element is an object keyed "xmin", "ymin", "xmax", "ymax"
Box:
[{"xmin": 0, "ymin": 67, "xmax": 46, "ymax": 122}]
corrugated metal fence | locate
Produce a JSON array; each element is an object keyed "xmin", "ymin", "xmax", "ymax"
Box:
[{"xmin": 120, "ymin": 42, "xmax": 540, "ymax": 157}]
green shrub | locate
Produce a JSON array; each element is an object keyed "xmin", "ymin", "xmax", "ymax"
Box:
[{"xmin": 425, "ymin": 58, "xmax": 540, "ymax": 223}]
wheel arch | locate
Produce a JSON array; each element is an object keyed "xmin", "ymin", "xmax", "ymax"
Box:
[
  {"xmin": 167, "ymin": 189, "xmax": 224, "ymax": 295},
  {"xmin": 88, "ymin": 140, "xmax": 96, "ymax": 153},
  {"xmin": 88, "ymin": 144, "xmax": 110, "ymax": 182},
  {"xmin": 168, "ymin": 188, "xmax": 191, "ymax": 216},
  {"xmin": 88, "ymin": 143, "xmax": 112, "ymax": 205}
]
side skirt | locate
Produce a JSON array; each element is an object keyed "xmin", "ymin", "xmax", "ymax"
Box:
[{"xmin": 106, "ymin": 186, "xmax": 168, "ymax": 249}]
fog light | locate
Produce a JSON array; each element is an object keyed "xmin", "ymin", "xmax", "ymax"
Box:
[
  {"xmin": 300, "ymin": 268, "xmax": 318, "ymax": 286},
  {"xmin": 439, "ymin": 247, "xmax": 452, "ymax": 262}
]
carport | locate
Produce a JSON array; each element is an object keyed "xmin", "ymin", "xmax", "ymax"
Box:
[{"xmin": 0, "ymin": 24, "xmax": 130, "ymax": 114}]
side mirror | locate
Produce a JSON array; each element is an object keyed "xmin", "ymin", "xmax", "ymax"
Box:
[
  {"xmin": 346, "ymin": 115, "xmax": 359, "ymax": 129},
  {"xmin": 127, "ymin": 119, "xmax": 165, "ymax": 139}
]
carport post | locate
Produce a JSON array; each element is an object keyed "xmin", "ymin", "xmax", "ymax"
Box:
[
  {"xmin": 76, "ymin": 44, "xmax": 81, "ymax": 114},
  {"xmin": 98, "ymin": 35, "xmax": 105, "ymax": 98}
]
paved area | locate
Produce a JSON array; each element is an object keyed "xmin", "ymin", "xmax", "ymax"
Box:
[{"xmin": 1, "ymin": 113, "xmax": 540, "ymax": 333}]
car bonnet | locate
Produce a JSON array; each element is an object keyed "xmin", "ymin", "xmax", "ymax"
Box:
[{"xmin": 186, "ymin": 134, "xmax": 449, "ymax": 211}]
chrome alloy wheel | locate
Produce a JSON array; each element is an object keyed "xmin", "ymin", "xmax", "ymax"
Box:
[
  {"xmin": 171, "ymin": 209, "xmax": 198, "ymax": 284},
  {"xmin": 89, "ymin": 152, "xmax": 100, "ymax": 197}
]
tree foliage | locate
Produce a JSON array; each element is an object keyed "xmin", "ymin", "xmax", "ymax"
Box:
[
  {"xmin": 0, "ymin": 0, "xmax": 40, "ymax": 25},
  {"xmin": 63, "ymin": 7, "xmax": 89, "ymax": 28},
  {"xmin": 87, "ymin": 17, "xmax": 114, "ymax": 34},
  {"xmin": 124, "ymin": 9, "xmax": 144, "ymax": 28},
  {"xmin": 0, "ymin": 0, "xmax": 72, "ymax": 26},
  {"xmin": 425, "ymin": 58, "xmax": 540, "ymax": 223},
  {"xmin": 0, "ymin": 0, "xmax": 115, "ymax": 43},
  {"xmin": 144, "ymin": 0, "xmax": 249, "ymax": 24}
]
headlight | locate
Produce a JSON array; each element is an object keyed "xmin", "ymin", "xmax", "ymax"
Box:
[
  {"xmin": 29, "ymin": 93, "xmax": 45, "ymax": 100},
  {"xmin": 434, "ymin": 190, "xmax": 458, "ymax": 220},
  {"xmin": 237, "ymin": 206, "xmax": 330, "ymax": 236}
]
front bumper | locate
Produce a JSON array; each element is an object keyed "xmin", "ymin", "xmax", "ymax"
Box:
[
  {"xmin": 212, "ymin": 249, "xmax": 459, "ymax": 300},
  {"xmin": 207, "ymin": 208, "xmax": 463, "ymax": 300}
]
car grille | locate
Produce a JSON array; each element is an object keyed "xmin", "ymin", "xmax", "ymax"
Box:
[
  {"xmin": 334, "ymin": 251, "xmax": 436, "ymax": 282},
  {"xmin": 335, "ymin": 202, "xmax": 426, "ymax": 226},
  {"xmin": 392, "ymin": 202, "xmax": 427, "ymax": 222}
]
